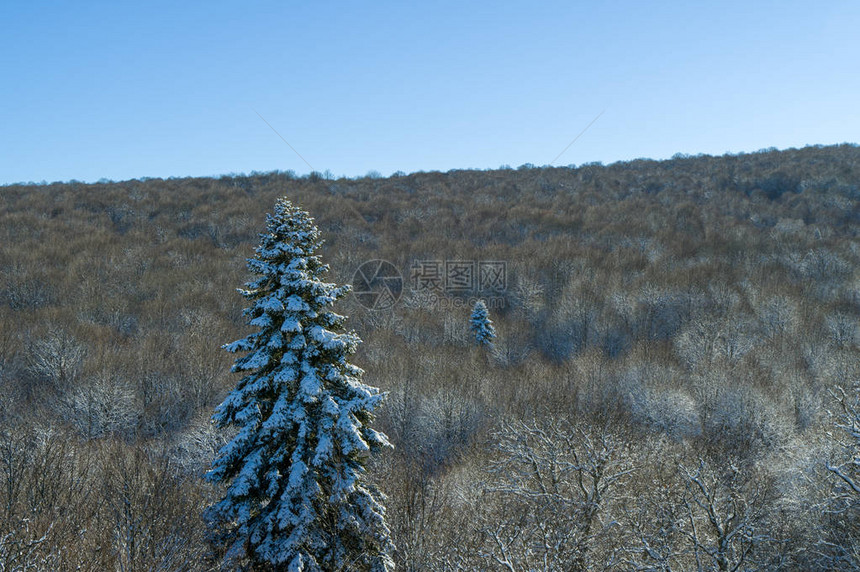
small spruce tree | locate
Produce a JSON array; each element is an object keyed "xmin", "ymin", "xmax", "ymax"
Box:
[
  {"xmin": 206, "ymin": 199, "xmax": 394, "ymax": 571},
  {"xmin": 470, "ymin": 300, "xmax": 496, "ymax": 348}
]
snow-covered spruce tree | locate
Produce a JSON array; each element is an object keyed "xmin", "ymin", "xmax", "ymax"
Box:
[
  {"xmin": 469, "ymin": 300, "xmax": 496, "ymax": 348},
  {"xmin": 206, "ymin": 199, "xmax": 394, "ymax": 571}
]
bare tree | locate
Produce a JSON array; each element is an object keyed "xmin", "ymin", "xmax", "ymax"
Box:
[
  {"xmin": 678, "ymin": 460, "xmax": 773, "ymax": 571},
  {"xmin": 826, "ymin": 386, "xmax": 860, "ymax": 496},
  {"xmin": 59, "ymin": 371, "xmax": 138, "ymax": 439},
  {"xmin": 621, "ymin": 482, "xmax": 685, "ymax": 572},
  {"xmin": 0, "ymin": 427, "xmax": 29, "ymax": 521},
  {"xmin": 27, "ymin": 328, "xmax": 85, "ymax": 390},
  {"xmin": 482, "ymin": 418, "xmax": 633, "ymax": 571},
  {"xmin": 99, "ymin": 443, "xmax": 209, "ymax": 572},
  {"xmin": 819, "ymin": 385, "xmax": 860, "ymax": 569},
  {"xmin": 0, "ymin": 519, "xmax": 56, "ymax": 571}
]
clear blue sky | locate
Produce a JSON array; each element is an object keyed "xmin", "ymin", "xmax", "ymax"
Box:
[{"xmin": 1, "ymin": 1, "xmax": 858, "ymax": 184}]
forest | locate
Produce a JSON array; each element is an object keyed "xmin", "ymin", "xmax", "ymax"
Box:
[{"xmin": 1, "ymin": 143, "xmax": 860, "ymax": 570}]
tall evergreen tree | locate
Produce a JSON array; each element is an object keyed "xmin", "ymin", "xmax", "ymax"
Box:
[
  {"xmin": 470, "ymin": 300, "xmax": 496, "ymax": 348},
  {"xmin": 206, "ymin": 199, "xmax": 394, "ymax": 571}
]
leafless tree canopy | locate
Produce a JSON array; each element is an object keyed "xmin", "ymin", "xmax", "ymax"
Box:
[{"xmin": 0, "ymin": 144, "xmax": 859, "ymax": 568}]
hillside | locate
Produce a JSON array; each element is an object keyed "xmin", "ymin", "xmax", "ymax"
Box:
[{"xmin": 1, "ymin": 143, "xmax": 859, "ymax": 569}]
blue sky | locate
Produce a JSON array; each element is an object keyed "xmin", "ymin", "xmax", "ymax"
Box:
[{"xmin": 1, "ymin": 1, "xmax": 858, "ymax": 184}]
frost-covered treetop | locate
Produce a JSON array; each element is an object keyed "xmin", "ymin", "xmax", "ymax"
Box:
[
  {"xmin": 207, "ymin": 199, "xmax": 394, "ymax": 571},
  {"xmin": 470, "ymin": 299, "xmax": 497, "ymax": 348},
  {"xmin": 225, "ymin": 199, "xmax": 352, "ymax": 368},
  {"xmin": 245, "ymin": 198, "xmax": 346, "ymax": 309}
]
